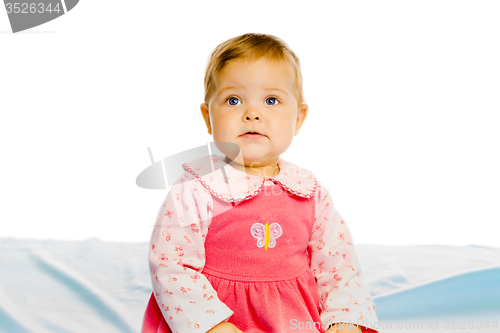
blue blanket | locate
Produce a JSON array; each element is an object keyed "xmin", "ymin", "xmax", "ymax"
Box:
[{"xmin": 1, "ymin": 238, "xmax": 499, "ymax": 332}]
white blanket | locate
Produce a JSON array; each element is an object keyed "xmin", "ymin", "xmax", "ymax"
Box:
[{"xmin": 1, "ymin": 238, "xmax": 499, "ymax": 333}]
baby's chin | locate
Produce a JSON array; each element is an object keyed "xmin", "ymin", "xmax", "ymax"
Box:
[
  {"xmin": 227, "ymin": 154, "xmax": 265, "ymax": 167},
  {"xmin": 217, "ymin": 142, "xmax": 285, "ymax": 166}
]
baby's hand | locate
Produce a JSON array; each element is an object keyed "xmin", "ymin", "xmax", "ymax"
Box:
[
  {"xmin": 206, "ymin": 321, "xmax": 244, "ymax": 333},
  {"xmin": 326, "ymin": 324, "xmax": 362, "ymax": 333}
]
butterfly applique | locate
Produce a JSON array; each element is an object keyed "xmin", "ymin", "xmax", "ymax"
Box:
[{"xmin": 250, "ymin": 222, "xmax": 283, "ymax": 250}]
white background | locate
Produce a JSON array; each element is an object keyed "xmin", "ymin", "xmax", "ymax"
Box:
[{"xmin": 1, "ymin": 1, "xmax": 499, "ymax": 246}]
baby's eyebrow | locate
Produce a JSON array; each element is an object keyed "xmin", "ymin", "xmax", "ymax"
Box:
[
  {"xmin": 217, "ymin": 86, "xmax": 288, "ymax": 96},
  {"xmin": 217, "ymin": 86, "xmax": 240, "ymax": 96},
  {"xmin": 264, "ymin": 88, "xmax": 288, "ymax": 96}
]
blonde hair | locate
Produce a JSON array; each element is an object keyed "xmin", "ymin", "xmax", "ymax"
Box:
[{"xmin": 203, "ymin": 33, "xmax": 305, "ymax": 106}]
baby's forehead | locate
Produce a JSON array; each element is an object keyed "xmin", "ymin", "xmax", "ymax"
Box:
[
  {"xmin": 211, "ymin": 56, "xmax": 301, "ymax": 103},
  {"xmin": 218, "ymin": 58, "xmax": 295, "ymax": 84},
  {"xmin": 222, "ymin": 57, "xmax": 292, "ymax": 71}
]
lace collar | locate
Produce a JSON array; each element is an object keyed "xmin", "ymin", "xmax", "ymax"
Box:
[{"xmin": 182, "ymin": 154, "xmax": 317, "ymax": 203}]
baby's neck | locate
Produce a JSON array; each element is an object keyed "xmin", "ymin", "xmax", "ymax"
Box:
[{"xmin": 223, "ymin": 156, "xmax": 280, "ymax": 179}]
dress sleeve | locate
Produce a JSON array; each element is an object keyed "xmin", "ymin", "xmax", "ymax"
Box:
[
  {"xmin": 148, "ymin": 171, "xmax": 234, "ymax": 332},
  {"xmin": 308, "ymin": 181, "xmax": 379, "ymax": 333}
]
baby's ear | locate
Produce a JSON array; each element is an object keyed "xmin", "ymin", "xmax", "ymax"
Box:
[
  {"xmin": 294, "ymin": 103, "xmax": 309, "ymax": 135},
  {"xmin": 200, "ymin": 103, "xmax": 212, "ymax": 135}
]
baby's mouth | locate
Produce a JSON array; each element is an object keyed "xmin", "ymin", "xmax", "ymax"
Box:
[
  {"xmin": 240, "ymin": 132, "xmax": 266, "ymax": 139},
  {"xmin": 241, "ymin": 131, "xmax": 266, "ymax": 137}
]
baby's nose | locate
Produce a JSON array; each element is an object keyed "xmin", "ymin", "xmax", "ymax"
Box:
[{"xmin": 243, "ymin": 103, "xmax": 263, "ymax": 120}]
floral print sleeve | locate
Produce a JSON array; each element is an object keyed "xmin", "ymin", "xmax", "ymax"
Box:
[
  {"xmin": 308, "ymin": 180, "xmax": 379, "ymax": 332},
  {"xmin": 148, "ymin": 171, "xmax": 234, "ymax": 332}
]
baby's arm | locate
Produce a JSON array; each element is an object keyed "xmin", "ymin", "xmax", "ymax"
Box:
[
  {"xmin": 148, "ymin": 171, "xmax": 234, "ymax": 332},
  {"xmin": 325, "ymin": 324, "xmax": 362, "ymax": 332},
  {"xmin": 308, "ymin": 180, "xmax": 379, "ymax": 333}
]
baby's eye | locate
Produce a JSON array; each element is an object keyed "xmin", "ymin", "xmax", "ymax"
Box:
[
  {"xmin": 227, "ymin": 97, "xmax": 241, "ymax": 106},
  {"xmin": 265, "ymin": 97, "xmax": 279, "ymax": 105}
]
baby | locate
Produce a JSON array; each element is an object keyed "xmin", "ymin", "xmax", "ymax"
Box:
[{"xmin": 141, "ymin": 33, "xmax": 379, "ymax": 333}]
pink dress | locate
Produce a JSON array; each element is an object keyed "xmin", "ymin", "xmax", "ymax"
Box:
[{"xmin": 141, "ymin": 155, "xmax": 379, "ymax": 333}]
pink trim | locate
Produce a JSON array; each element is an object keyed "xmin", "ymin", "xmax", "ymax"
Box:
[
  {"xmin": 182, "ymin": 163, "xmax": 266, "ymax": 203},
  {"xmin": 181, "ymin": 155, "xmax": 318, "ymax": 201},
  {"xmin": 270, "ymin": 178, "xmax": 318, "ymax": 199}
]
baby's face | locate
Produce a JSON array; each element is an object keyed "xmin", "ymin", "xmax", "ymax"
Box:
[{"xmin": 200, "ymin": 58, "xmax": 308, "ymax": 171}]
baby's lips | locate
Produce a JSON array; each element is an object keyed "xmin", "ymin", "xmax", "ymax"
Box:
[{"xmin": 241, "ymin": 130, "xmax": 266, "ymax": 137}]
